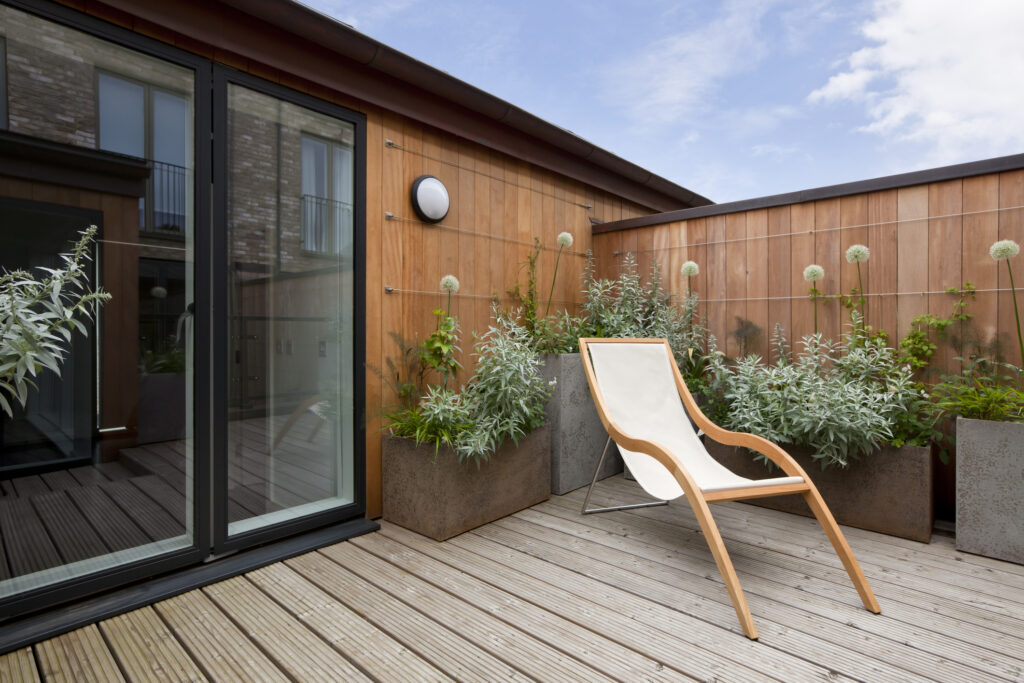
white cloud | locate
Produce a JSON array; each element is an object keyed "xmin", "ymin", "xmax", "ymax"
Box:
[
  {"xmin": 601, "ymin": 0, "xmax": 775, "ymax": 124},
  {"xmin": 751, "ymin": 143, "xmax": 799, "ymax": 160},
  {"xmin": 809, "ymin": 0, "xmax": 1024, "ymax": 163}
]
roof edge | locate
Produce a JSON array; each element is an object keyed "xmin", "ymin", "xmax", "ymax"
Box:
[
  {"xmin": 593, "ymin": 152, "xmax": 1024, "ymax": 234},
  {"xmin": 219, "ymin": 0, "xmax": 712, "ymax": 210}
]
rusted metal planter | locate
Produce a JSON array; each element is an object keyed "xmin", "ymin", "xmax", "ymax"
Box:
[
  {"xmin": 706, "ymin": 441, "xmax": 933, "ymax": 542},
  {"xmin": 382, "ymin": 425, "xmax": 551, "ymax": 541},
  {"xmin": 540, "ymin": 353, "xmax": 622, "ymax": 494},
  {"xmin": 956, "ymin": 417, "xmax": 1024, "ymax": 564}
]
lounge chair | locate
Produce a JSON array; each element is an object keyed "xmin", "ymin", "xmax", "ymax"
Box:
[{"xmin": 578, "ymin": 337, "xmax": 881, "ymax": 640}]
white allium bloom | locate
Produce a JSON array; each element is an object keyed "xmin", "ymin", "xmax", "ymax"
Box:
[
  {"xmin": 990, "ymin": 239, "xmax": 1021, "ymax": 261},
  {"xmin": 440, "ymin": 274, "xmax": 460, "ymax": 293},
  {"xmin": 150, "ymin": 285, "xmax": 168, "ymax": 299},
  {"xmin": 557, "ymin": 231, "xmax": 574, "ymax": 248},
  {"xmin": 845, "ymin": 244, "xmax": 870, "ymax": 264},
  {"xmin": 681, "ymin": 260, "xmax": 699, "ymax": 277},
  {"xmin": 803, "ymin": 264, "xmax": 825, "ymax": 282}
]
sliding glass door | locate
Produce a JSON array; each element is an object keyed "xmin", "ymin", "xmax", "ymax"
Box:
[
  {"xmin": 0, "ymin": 1, "xmax": 209, "ymax": 614},
  {"xmin": 0, "ymin": 4, "xmax": 364, "ymax": 620},
  {"xmin": 213, "ymin": 69, "xmax": 365, "ymax": 551}
]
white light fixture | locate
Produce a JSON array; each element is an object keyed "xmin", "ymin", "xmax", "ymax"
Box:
[{"xmin": 410, "ymin": 175, "xmax": 450, "ymax": 223}]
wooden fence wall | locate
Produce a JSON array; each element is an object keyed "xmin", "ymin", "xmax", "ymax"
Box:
[
  {"xmin": 593, "ymin": 170, "xmax": 1024, "ymax": 375},
  {"xmin": 368, "ymin": 113, "xmax": 652, "ymax": 516}
]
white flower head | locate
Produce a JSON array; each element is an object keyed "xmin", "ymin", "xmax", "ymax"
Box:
[
  {"xmin": 990, "ymin": 239, "xmax": 1020, "ymax": 261},
  {"xmin": 557, "ymin": 231, "xmax": 574, "ymax": 248},
  {"xmin": 150, "ymin": 285, "xmax": 168, "ymax": 299},
  {"xmin": 803, "ymin": 264, "xmax": 825, "ymax": 282},
  {"xmin": 440, "ymin": 274, "xmax": 460, "ymax": 293},
  {"xmin": 681, "ymin": 260, "xmax": 699, "ymax": 277},
  {"xmin": 845, "ymin": 244, "xmax": 869, "ymax": 264}
]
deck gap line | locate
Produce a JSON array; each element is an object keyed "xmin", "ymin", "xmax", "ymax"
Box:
[
  {"xmin": 482, "ymin": 518, "xmax": 954, "ymax": 683},
  {"xmin": 520, "ymin": 503, "xmax": 1024, "ymax": 673},
  {"xmin": 346, "ymin": 536, "xmax": 638, "ymax": 683},
  {"xmin": 240, "ymin": 568, "xmax": 397, "ymax": 683},
  {"xmin": 530, "ymin": 500, "xmax": 1024, "ymax": 659},
  {"xmin": 378, "ymin": 523, "xmax": 783, "ymax": 683},
  {"xmin": 578, "ymin": 482, "xmax": 1024, "ymax": 603},
  {"xmin": 374, "ymin": 524, "xmax": 704, "ymax": 683},
  {"xmin": 311, "ymin": 546, "xmax": 546, "ymax": 683}
]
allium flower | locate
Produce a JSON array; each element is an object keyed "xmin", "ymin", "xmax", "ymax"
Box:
[
  {"xmin": 440, "ymin": 274, "xmax": 460, "ymax": 293},
  {"xmin": 990, "ymin": 239, "xmax": 1020, "ymax": 261},
  {"xmin": 557, "ymin": 232, "xmax": 574, "ymax": 248},
  {"xmin": 803, "ymin": 264, "xmax": 824, "ymax": 282},
  {"xmin": 845, "ymin": 244, "xmax": 869, "ymax": 264},
  {"xmin": 681, "ymin": 260, "xmax": 699, "ymax": 277}
]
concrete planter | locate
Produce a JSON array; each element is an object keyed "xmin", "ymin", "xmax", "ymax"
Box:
[
  {"xmin": 382, "ymin": 425, "xmax": 551, "ymax": 541},
  {"xmin": 540, "ymin": 353, "xmax": 622, "ymax": 494},
  {"xmin": 956, "ymin": 417, "xmax": 1024, "ymax": 563},
  {"xmin": 705, "ymin": 441, "xmax": 933, "ymax": 542}
]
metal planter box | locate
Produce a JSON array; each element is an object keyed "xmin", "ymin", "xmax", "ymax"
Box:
[
  {"xmin": 382, "ymin": 425, "xmax": 551, "ymax": 541},
  {"xmin": 705, "ymin": 441, "xmax": 933, "ymax": 543},
  {"xmin": 956, "ymin": 417, "xmax": 1024, "ymax": 564},
  {"xmin": 540, "ymin": 353, "xmax": 622, "ymax": 495}
]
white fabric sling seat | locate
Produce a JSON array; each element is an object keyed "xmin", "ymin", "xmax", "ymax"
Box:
[{"xmin": 579, "ymin": 338, "xmax": 881, "ymax": 640}]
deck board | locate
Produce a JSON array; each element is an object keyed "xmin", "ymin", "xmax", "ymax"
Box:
[
  {"xmin": 8, "ymin": 474, "xmax": 1024, "ymax": 682},
  {"xmin": 0, "ymin": 647, "xmax": 39, "ymax": 682},
  {"xmin": 99, "ymin": 607, "xmax": 207, "ymax": 682},
  {"xmin": 202, "ymin": 575, "xmax": 372, "ymax": 681}
]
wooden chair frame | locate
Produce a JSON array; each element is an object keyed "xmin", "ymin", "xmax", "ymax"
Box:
[{"xmin": 579, "ymin": 337, "xmax": 881, "ymax": 640}]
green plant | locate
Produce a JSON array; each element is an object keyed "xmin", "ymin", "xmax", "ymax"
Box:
[
  {"xmin": 706, "ymin": 313, "xmax": 932, "ymax": 469},
  {"xmin": 0, "ymin": 226, "xmax": 111, "ymax": 417},
  {"xmin": 419, "ymin": 308, "xmax": 462, "ymax": 389},
  {"xmin": 384, "ymin": 309, "xmax": 551, "ymax": 465},
  {"xmin": 990, "ymin": 239, "xmax": 1023, "ymax": 364},
  {"xmin": 897, "ymin": 283, "xmax": 975, "ymax": 371},
  {"xmin": 544, "ymin": 232, "xmax": 574, "ymax": 318},
  {"xmin": 803, "ymin": 264, "xmax": 824, "ymax": 334},
  {"xmin": 931, "ymin": 357, "xmax": 1024, "ymax": 423}
]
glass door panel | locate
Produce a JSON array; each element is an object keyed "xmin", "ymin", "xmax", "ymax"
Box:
[
  {"xmin": 223, "ymin": 83, "xmax": 356, "ymax": 537},
  {"xmin": 0, "ymin": 3, "xmax": 198, "ymax": 602}
]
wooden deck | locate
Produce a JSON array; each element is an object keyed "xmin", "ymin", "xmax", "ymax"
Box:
[{"xmin": 4, "ymin": 474, "xmax": 1024, "ymax": 682}]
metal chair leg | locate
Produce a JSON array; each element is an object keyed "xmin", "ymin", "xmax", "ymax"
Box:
[{"xmin": 581, "ymin": 436, "xmax": 670, "ymax": 515}]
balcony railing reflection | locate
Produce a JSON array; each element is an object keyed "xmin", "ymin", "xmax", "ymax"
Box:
[
  {"xmin": 142, "ymin": 160, "xmax": 188, "ymax": 234},
  {"xmin": 301, "ymin": 194, "xmax": 353, "ymax": 255}
]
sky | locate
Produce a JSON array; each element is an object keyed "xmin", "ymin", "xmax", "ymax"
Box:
[{"xmin": 301, "ymin": 0, "xmax": 1024, "ymax": 204}]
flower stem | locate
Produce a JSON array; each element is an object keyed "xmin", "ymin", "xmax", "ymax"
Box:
[
  {"xmin": 856, "ymin": 262, "xmax": 866, "ymax": 331},
  {"xmin": 544, "ymin": 245, "xmax": 564, "ymax": 319},
  {"xmin": 1007, "ymin": 260, "xmax": 1024, "ymax": 366},
  {"xmin": 446, "ymin": 291, "xmax": 452, "ymax": 318}
]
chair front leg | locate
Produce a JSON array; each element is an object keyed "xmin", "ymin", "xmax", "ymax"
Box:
[
  {"xmin": 686, "ymin": 494, "xmax": 760, "ymax": 639},
  {"xmin": 802, "ymin": 487, "xmax": 881, "ymax": 614}
]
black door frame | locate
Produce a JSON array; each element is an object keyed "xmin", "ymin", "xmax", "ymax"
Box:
[{"xmin": 210, "ymin": 66, "xmax": 367, "ymax": 554}]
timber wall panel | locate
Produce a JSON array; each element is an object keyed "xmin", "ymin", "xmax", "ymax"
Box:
[{"xmin": 592, "ymin": 170, "xmax": 1023, "ymax": 381}]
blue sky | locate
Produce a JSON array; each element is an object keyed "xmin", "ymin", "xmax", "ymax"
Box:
[{"xmin": 302, "ymin": 0, "xmax": 1024, "ymax": 203}]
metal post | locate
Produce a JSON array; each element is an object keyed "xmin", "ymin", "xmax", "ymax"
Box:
[{"xmin": 581, "ymin": 436, "xmax": 669, "ymax": 515}]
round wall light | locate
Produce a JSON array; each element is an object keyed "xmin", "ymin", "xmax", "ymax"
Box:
[{"xmin": 410, "ymin": 175, "xmax": 450, "ymax": 223}]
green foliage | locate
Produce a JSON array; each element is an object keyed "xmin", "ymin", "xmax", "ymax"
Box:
[
  {"xmin": 0, "ymin": 226, "xmax": 111, "ymax": 417},
  {"xmin": 419, "ymin": 308, "xmax": 462, "ymax": 389},
  {"xmin": 897, "ymin": 284, "xmax": 975, "ymax": 371},
  {"xmin": 384, "ymin": 311, "xmax": 551, "ymax": 465},
  {"xmin": 931, "ymin": 357, "xmax": 1024, "ymax": 423},
  {"xmin": 706, "ymin": 313, "xmax": 935, "ymax": 469},
  {"xmin": 140, "ymin": 341, "xmax": 186, "ymax": 374}
]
